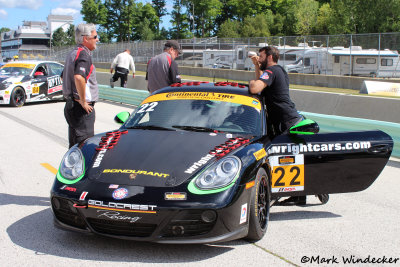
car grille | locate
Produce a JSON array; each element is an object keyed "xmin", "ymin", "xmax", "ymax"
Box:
[
  {"xmin": 87, "ymin": 218, "xmax": 157, "ymax": 237},
  {"xmin": 161, "ymin": 210, "xmax": 216, "ymax": 237},
  {"xmin": 51, "ymin": 197, "xmax": 87, "ymax": 229}
]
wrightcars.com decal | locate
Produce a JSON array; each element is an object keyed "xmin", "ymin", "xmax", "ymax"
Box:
[{"xmin": 268, "ymin": 141, "xmax": 371, "ymax": 155}]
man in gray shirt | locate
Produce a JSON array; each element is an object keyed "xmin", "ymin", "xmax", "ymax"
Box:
[
  {"xmin": 146, "ymin": 40, "xmax": 182, "ymax": 93},
  {"xmin": 62, "ymin": 23, "xmax": 99, "ymax": 148}
]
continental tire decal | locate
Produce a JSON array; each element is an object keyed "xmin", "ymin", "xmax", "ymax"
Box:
[
  {"xmin": 270, "ymin": 154, "xmax": 304, "ymax": 193},
  {"xmin": 141, "ymin": 92, "xmax": 261, "ymax": 110}
]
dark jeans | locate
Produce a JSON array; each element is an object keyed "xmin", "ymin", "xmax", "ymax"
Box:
[
  {"xmin": 111, "ymin": 67, "xmax": 129, "ymax": 87},
  {"xmin": 64, "ymin": 100, "xmax": 95, "ymax": 148}
]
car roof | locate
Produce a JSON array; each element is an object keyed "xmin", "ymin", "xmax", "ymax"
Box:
[{"xmin": 155, "ymin": 82, "xmax": 257, "ymax": 97}]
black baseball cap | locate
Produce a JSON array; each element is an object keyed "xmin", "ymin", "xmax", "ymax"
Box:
[{"xmin": 165, "ymin": 40, "xmax": 183, "ymax": 55}]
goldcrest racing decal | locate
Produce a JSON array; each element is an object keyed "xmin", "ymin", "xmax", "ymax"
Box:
[
  {"xmin": 269, "ymin": 154, "xmax": 304, "ymax": 193},
  {"xmin": 141, "ymin": 92, "xmax": 262, "ymax": 110},
  {"xmin": 88, "ymin": 199, "xmax": 157, "ymax": 213},
  {"xmin": 96, "ymin": 210, "xmax": 141, "ymax": 223},
  {"xmin": 268, "ymin": 141, "xmax": 372, "ymax": 155}
]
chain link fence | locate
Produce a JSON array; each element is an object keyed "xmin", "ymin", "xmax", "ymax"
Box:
[{"xmin": 4, "ymin": 32, "xmax": 400, "ymax": 77}]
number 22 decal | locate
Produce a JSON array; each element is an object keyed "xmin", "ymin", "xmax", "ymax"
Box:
[
  {"xmin": 273, "ymin": 166, "xmax": 302, "ymax": 187},
  {"xmin": 270, "ymin": 154, "xmax": 304, "ymax": 192},
  {"xmin": 137, "ymin": 102, "xmax": 158, "ymax": 113}
]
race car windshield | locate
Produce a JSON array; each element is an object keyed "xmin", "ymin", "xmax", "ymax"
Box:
[
  {"xmin": 125, "ymin": 98, "xmax": 262, "ymax": 135},
  {"xmin": 0, "ymin": 66, "xmax": 33, "ymax": 76}
]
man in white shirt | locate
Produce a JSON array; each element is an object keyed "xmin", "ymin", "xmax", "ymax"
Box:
[{"xmin": 110, "ymin": 49, "xmax": 135, "ymax": 88}]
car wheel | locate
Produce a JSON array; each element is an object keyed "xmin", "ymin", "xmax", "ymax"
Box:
[
  {"xmin": 10, "ymin": 87, "xmax": 26, "ymax": 107},
  {"xmin": 245, "ymin": 167, "xmax": 270, "ymax": 242}
]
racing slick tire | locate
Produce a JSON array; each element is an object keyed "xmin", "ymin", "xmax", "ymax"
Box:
[
  {"xmin": 245, "ymin": 167, "xmax": 270, "ymax": 242},
  {"xmin": 10, "ymin": 87, "xmax": 26, "ymax": 107}
]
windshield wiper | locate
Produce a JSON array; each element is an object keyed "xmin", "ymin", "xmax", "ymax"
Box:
[
  {"xmin": 172, "ymin": 125, "xmax": 221, "ymax": 133},
  {"xmin": 127, "ymin": 125, "xmax": 175, "ymax": 131}
]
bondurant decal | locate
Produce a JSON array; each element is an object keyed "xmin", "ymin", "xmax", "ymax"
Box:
[{"xmin": 103, "ymin": 169, "xmax": 169, "ymax": 178}]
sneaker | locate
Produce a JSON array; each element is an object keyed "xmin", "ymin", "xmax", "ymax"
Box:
[{"xmin": 110, "ymin": 78, "xmax": 114, "ymax": 88}]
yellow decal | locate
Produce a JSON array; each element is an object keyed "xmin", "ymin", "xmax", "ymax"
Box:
[
  {"xmin": 270, "ymin": 154, "xmax": 305, "ymax": 193},
  {"xmin": 279, "ymin": 156, "xmax": 295, "ymax": 164},
  {"xmin": 5, "ymin": 91, "xmax": 9, "ymax": 94},
  {"xmin": 103, "ymin": 169, "xmax": 169, "ymax": 178},
  {"xmin": 32, "ymin": 86, "xmax": 39, "ymax": 94},
  {"xmin": 165, "ymin": 192, "xmax": 187, "ymax": 200},
  {"xmin": 253, "ymin": 148, "xmax": 267, "ymax": 161},
  {"xmin": 3, "ymin": 63, "xmax": 35, "ymax": 69},
  {"xmin": 141, "ymin": 92, "xmax": 261, "ymax": 110},
  {"xmin": 245, "ymin": 180, "xmax": 255, "ymax": 189},
  {"xmin": 14, "ymin": 82, "xmax": 22, "ymax": 84}
]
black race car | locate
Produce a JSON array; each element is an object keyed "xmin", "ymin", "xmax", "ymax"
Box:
[
  {"xmin": 0, "ymin": 60, "xmax": 64, "ymax": 107},
  {"xmin": 50, "ymin": 82, "xmax": 393, "ymax": 243}
]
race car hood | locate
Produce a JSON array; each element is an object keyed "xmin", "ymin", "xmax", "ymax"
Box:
[{"xmin": 86, "ymin": 130, "xmax": 249, "ymax": 187}]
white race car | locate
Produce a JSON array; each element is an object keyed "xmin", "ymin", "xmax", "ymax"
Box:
[{"xmin": 0, "ymin": 60, "xmax": 64, "ymax": 107}]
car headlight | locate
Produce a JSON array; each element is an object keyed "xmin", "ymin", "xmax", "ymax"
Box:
[
  {"xmin": 188, "ymin": 156, "xmax": 241, "ymax": 194},
  {"xmin": 0, "ymin": 81, "xmax": 12, "ymax": 90},
  {"xmin": 56, "ymin": 146, "xmax": 85, "ymax": 184}
]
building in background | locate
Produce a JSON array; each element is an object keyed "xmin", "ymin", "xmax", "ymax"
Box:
[{"xmin": 0, "ymin": 15, "xmax": 73, "ymax": 61}]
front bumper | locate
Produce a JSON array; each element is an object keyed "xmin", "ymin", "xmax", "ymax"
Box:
[{"xmin": 51, "ymin": 195, "xmax": 249, "ymax": 244}]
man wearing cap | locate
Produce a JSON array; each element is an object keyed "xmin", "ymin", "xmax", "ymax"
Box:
[{"xmin": 146, "ymin": 40, "xmax": 182, "ymax": 93}]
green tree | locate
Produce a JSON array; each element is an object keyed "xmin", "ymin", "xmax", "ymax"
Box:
[
  {"xmin": 132, "ymin": 3, "xmax": 158, "ymax": 41},
  {"xmin": 184, "ymin": 0, "xmax": 223, "ymax": 37},
  {"xmin": 81, "ymin": 0, "xmax": 107, "ymax": 24},
  {"xmin": 227, "ymin": 0, "xmax": 271, "ymax": 22},
  {"xmin": 170, "ymin": 0, "xmax": 191, "ymax": 39},
  {"xmin": 66, "ymin": 24, "xmax": 76, "ymax": 45},
  {"xmin": 52, "ymin": 28, "xmax": 68, "ymax": 47},
  {"xmin": 315, "ymin": 3, "xmax": 333, "ymax": 34},
  {"xmin": 218, "ymin": 19, "xmax": 240, "ymax": 38},
  {"xmin": 293, "ymin": 0, "xmax": 319, "ymax": 35},
  {"xmin": 240, "ymin": 13, "xmax": 273, "ymax": 37},
  {"xmin": 0, "ymin": 27, "xmax": 10, "ymax": 33},
  {"xmin": 152, "ymin": 0, "xmax": 167, "ymax": 34}
]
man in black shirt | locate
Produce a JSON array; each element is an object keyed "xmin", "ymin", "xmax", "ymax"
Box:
[
  {"xmin": 249, "ymin": 46, "xmax": 328, "ymax": 206},
  {"xmin": 249, "ymin": 46, "xmax": 302, "ymax": 136}
]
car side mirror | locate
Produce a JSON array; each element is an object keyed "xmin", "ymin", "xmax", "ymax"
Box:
[
  {"xmin": 289, "ymin": 119, "xmax": 319, "ymax": 135},
  {"xmin": 114, "ymin": 111, "xmax": 130, "ymax": 124}
]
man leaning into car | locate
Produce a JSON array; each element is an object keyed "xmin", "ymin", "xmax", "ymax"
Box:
[{"xmin": 62, "ymin": 23, "xmax": 99, "ymax": 148}]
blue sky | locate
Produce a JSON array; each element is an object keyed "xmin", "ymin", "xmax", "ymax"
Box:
[{"xmin": 0, "ymin": 0, "xmax": 173, "ymax": 31}]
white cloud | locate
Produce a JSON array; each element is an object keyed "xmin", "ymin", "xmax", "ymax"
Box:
[
  {"xmin": 51, "ymin": 7, "xmax": 80, "ymax": 17},
  {"xmin": 0, "ymin": 0, "xmax": 43, "ymax": 10},
  {"xmin": 0, "ymin": 9, "xmax": 7, "ymax": 20}
]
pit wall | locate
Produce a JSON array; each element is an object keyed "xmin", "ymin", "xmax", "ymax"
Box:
[
  {"xmin": 94, "ymin": 62, "xmax": 400, "ymax": 90},
  {"xmin": 96, "ymin": 68, "xmax": 400, "ymax": 125}
]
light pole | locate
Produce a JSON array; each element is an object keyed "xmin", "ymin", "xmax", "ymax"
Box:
[{"xmin": 191, "ymin": 2, "xmax": 195, "ymax": 65}]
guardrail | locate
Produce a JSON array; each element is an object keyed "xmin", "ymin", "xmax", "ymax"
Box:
[{"xmin": 98, "ymin": 85, "xmax": 400, "ymax": 158}]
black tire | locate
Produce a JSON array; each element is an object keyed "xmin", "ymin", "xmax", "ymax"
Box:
[
  {"xmin": 10, "ymin": 87, "xmax": 26, "ymax": 107},
  {"xmin": 245, "ymin": 168, "xmax": 270, "ymax": 242}
]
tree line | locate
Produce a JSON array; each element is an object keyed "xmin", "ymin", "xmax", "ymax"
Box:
[{"xmin": 55, "ymin": 0, "xmax": 400, "ymax": 44}]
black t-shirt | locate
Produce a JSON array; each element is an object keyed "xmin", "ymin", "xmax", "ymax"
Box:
[{"xmin": 259, "ymin": 65, "xmax": 300, "ymax": 124}]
